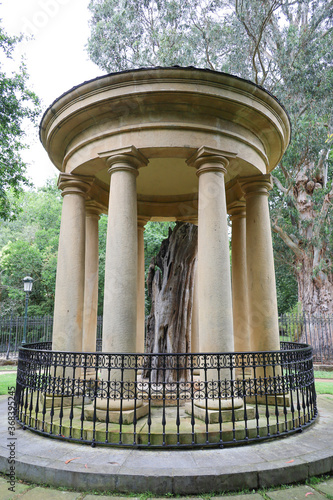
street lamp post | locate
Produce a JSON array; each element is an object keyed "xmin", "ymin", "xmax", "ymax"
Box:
[{"xmin": 22, "ymin": 276, "xmax": 33, "ymax": 345}]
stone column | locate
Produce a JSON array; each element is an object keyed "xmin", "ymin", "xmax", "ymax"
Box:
[
  {"xmin": 191, "ymin": 261, "xmax": 200, "ymax": 376},
  {"xmin": 242, "ymin": 175, "xmax": 280, "ymax": 353},
  {"xmin": 82, "ymin": 202, "xmax": 103, "ymax": 354},
  {"xmin": 187, "ymin": 147, "xmax": 238, "ymax": 411},
  {"xmin": 187, "ymin": 147, "xmax": 234, "ymax": 354},
  {"xmin": 95, "ymin": 147, "xmax": 148, "ymax": 417},
  {"xmin": 137, "ymin": 217, "xmax": 149, "ymax": 353},
  {"xmin": 101, "ymin": 147, "xmax": 148, "ymax": 357},
  {"xmin": 229, "ymin": 202, "xmax": 251, "ymax": 353},
  {"xmin": 52, "ymin": 174, "xmax": 93, "ymax": 353},
  {"xmin": 191, "ymin": 261, "xmax": 199, "ymax": 354}
]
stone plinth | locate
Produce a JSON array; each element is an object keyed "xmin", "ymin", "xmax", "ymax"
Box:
[
  {"xmin": 185, "ymin": 404, "xmax": 255, "ymax": 424},
  {"xmin": 84, "ymin": 402, "xmax": 149, "ymax": 425}
]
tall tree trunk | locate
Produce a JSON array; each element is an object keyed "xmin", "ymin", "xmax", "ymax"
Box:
[
  {"xmin": 146, "ymin": 222, "xmax": 198, "ymax": 383},
  {"xmin": 297, "ymin": 254, "xmax": 333, "ymax": 316},
  {"xmin": 294, "ymin": 164, "xmax": 333, "ymax": 316},
  {"xmin": 273, "ymin": 158, "xmax": 333, "ymax": 317}
]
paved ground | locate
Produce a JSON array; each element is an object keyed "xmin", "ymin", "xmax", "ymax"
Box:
[
  {"xmin": 0, "ymin": 476, "xmax": 332, "ymax": 499},
  {"xmin": 0, "ymin": 394, "xmax": 332, "ymax": 497}
]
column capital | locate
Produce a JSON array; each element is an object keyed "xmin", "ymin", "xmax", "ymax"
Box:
[
  {"xmin": 137, "ymin": 216, "xmax": 150, "ymax": 230},
  {"xmin": 228, "ymin": 201, "xmax": 246, "ymax": 220},
  {"xmin": 99, "ymin": 146, "xmax": 149, "ymax": 176},
  {"xmin": 226, "ymin": 178, "xmax": 245, "ymax": 213},
  {"xmin": 85, "ymin": 200, "xmax": 105, "ymax": 218},
  {"xmin": 240, "ymin": 174, "xmax": 273, "ymax": 198},
  {"xmin": 58, "ymin": 173, "xmax": 94, "ymax": 198},
  {"xmin": 177, "ymin": 216, "xmax": 198, "ymax": 225},
  {"xmin": 186, "ymin": 146, "xmax": 236, "ymax": 175}
]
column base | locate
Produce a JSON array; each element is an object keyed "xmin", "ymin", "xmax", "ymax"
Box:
[
  {"xmin": 149, "ymin": 393, "xmax": 180, "ymax": 407},
  {"xmin": 194, "ymin": 397, "xmax": 243, "ymax": 411},
  {"xmin": 39, "ymin": 394, "xmax": 84, "ymax": 408},
  {"xmin": 246, "ymin": 394, "xmax": 290, "ymax": 407},
  {"xmin": 84, "ymin": 402, "xmax": 149, "ymax": 424},
  {"xmin": 186, "ymin": 403, "xmax": 255, "ymax": 424}
]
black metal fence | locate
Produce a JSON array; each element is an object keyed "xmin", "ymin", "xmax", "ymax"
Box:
[
  {"xmin": 0, "ymin": 315, "xmax": 103, "ymax": 356},
  {"xmin": 0, "ymin": 315, "xmax": 53, "ymax": 356},
  {"xmin": 15, "ymin": 341, "xmax": 317, "ymax": 449},
  {"xmin": 2, "ymin": 313, "xmax": 333, "ymax": 363},
  {"xmin": 279, "ymin": 313, "xmax": 333, "ymax": 364}
]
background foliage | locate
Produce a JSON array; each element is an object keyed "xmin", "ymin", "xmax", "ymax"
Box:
[
  {"xmin": 0, "ymin": 20, "xmax": 40, "ymax": 220},
  {"xmin": 1, "ymin": 1, "xmax": 332, "ymax": 317},
  {"xmin": 88, "ymin": 0, "xmax": 333, "ymax": 315},
  {"xmin": 0, "ymin": 180, "xmax": 62, "ymax": 315}
]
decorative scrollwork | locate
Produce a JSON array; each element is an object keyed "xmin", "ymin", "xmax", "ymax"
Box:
[{"xmin": 15, "ymin": 341, "xmax": 318, "ymax": 448}]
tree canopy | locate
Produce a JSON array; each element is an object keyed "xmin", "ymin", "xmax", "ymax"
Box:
[
  {"xmin": 88, "ymin": 0, "xmax": 333, "ymax": 315},
  {"xmin": 0, "ymin": 20, "xmax": 40, "ymax": 220},
  {"xmin": 0, "ymin": 180, "xmax": 62, "ymax": 315}
]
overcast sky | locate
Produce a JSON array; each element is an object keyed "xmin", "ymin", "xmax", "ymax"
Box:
[{"xmin": 1, "ymin": 0, "xmax": 103, "ymax": 186}]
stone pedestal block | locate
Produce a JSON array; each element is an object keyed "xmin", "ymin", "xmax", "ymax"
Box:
[{"xmin": 84, "ymin": 402, "xmax": 149, "ymax": 425}]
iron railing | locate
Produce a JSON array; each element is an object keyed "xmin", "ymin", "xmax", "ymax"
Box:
[
  {"xmin": 0, "ymin": 315, "xmax": 53, "ymax": 355},
  {"xmin": 15, "ymin": 341, "xmax": 317, "ymax": 449},
  {"xmin": 2, "ymin": 314, "xmax": 332, "ymax": 363},
  {"xmin": 279, "ymin": 313, "xmax": 333, "ymax": 364},
  {"xmin": 0, "ymin": 315, "xmax": 103, "ymax": 356}
]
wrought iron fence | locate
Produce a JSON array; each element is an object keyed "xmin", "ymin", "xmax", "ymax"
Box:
[
  {"xmin": 279, "ymin": 313, "xmax": 333, "ymax": 364},
  {"xmin": 2, "ymin": 313, "xmax": 332, "ymax": 363},
  {"xmin": 15, "ymin": 341, "xmax": 317, "ymax": 449},
  {"xmin": 0, "ymin": 315, "xmax": 53, "ymax": 356},
  {"xmin": 0, "ymin": 315, "xmax": 103, "ymax": 356}
]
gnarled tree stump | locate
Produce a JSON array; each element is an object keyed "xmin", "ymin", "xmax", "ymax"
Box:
[{"xmin": 146, "ymin": 222, "xmax": 198, "ymax": 383}]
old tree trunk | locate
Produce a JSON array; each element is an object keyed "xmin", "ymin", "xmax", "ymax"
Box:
[
  {"xmin": 272, "ymin": 156, "xmax": 333, "ymax": 317},
  {"xmin": 146, "ymin": 222, "xmax": 198, "ymax": 382}
]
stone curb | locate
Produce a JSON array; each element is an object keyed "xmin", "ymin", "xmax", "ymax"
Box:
[{"xmin": 0, "ymin": 395, "xmax": 332, "ymax": 495}]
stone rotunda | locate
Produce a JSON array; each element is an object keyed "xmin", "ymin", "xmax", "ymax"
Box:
[
  {"xmin": 22, "ymin": 64, "xmax": 316, "ymax": 438},
  {"xmin": 15, "ymin": 66, "xmax": 318, "ymax": 447},
  {"xmin": 40, "ymin": 66, "xmax": 290, "ymax": 362}
]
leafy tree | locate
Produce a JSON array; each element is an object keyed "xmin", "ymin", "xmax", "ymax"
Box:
[
  {"xmin": 0, "ymin": 19, "xmax": 40, "ymax": 220},
  {"xmin": 88, "ymin": 0, "xmax": 333, "ymax": 315},
  {"xmin": 273, "ymin": 231, "xmax": 298, "ymax": 314},
  {"xmin": 144, "ymin": 221, "xmax": 175, "ymax": 314},
  {"xmin": 0, "ymin": 240, "xmax": 43, "ymax": 314},
  {"xmin": 98, "ymin": 214, "xmax": 108, "ymax": 315},
  {"xmin": 144, "ymin": 221, "xmax": 176, "ymax": 268},
  {"xmin": 0, "ymin": 179, "xmax": 62, "ymax": 315}
]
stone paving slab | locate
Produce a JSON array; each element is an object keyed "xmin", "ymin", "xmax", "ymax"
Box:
[
  {"xmin": 84, "ymin": 497, "xmax": 140, "ymax": 500},
  {"xmin": 0, "ymin": 479, "xmax": 333, "ymax": 499},
  {"xmin": 18, "ymin": 487, "xmax": 81, "ymax": 499},
  {"xmin": 265, "ymin": 485, "xmax": 326, "ymax": 499},
  {"xmin": 314, "ymin": 477, "xmax": 333, "ymax": 496},
  {"xmin": 216, "ymin": 495, "xmax": 264, "ymax": 500},
  {"xmin": 0, "ymin": 476, "xmax": 30, "ymax": 500}
]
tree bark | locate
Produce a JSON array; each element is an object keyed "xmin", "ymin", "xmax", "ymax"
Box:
[
  {"xmin": 297, "ymin": 253, "xmax": 333, "ymax": 316},
  {"xmin": 273, "ymin": 160, "xmax": 333, "ymax": 317},
  {"xmin": 145, "ymin": 222, "xmax": 198, "ymax": 383}
]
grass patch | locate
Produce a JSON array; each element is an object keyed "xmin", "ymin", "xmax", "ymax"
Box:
[
  {"xmin": 315, "ymin": 380, "xmax": 333, "ymax": 395},
  {"xmin": 314, "ymin": 370, "xmax": 333, "ymax": 379},
  {"xmin": 0, "ymin": 365, "xmax": 17, "ymax": 372},
  {"xmin": 0, "ymin": 373, "xmax": 17, "ymax": 395}
]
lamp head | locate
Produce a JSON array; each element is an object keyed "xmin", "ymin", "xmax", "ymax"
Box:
[{"xmin": 23, "ymin": 276, "xmax": 33, "ymax": 293}]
